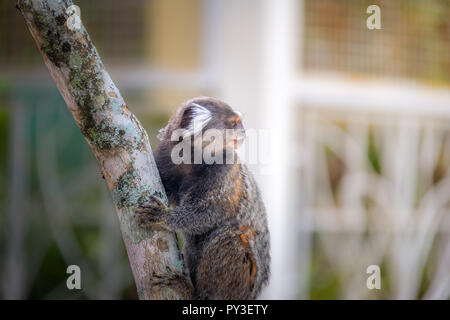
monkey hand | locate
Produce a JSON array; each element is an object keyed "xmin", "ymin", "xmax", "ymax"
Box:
[{"xmin": 135, "ymin": 195, "xmax": 169, "ymax": 229}]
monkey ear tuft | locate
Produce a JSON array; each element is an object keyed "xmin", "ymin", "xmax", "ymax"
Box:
[
  {"xmin": 157, "ymin": 127, "xmax": 167, "ymax": 141},
  {"xmin": 182, "ymin": 103, "xmax": 212, "ymax": 138}
]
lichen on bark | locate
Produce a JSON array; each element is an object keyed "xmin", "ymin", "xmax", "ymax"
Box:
[
  {"xmin": 113, "ymin": 166, "xmax": 153, "ymax": 209},
  {"xmin": 19, "ymin": 0, "xmax": 139, "ymax": 153}
]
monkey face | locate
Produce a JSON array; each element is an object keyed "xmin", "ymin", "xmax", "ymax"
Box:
[
  {"xmin": 223, "ymin": 115, "xmax": 246, "ymax": 149},
  {"xmin": 161, "ymin": 97, "xmax": 247, "ymax": 165},
  {"xmin": 181, "ymin": 97, "xmax": 246, "ymax": 152},
  {"xmin": 199, "ymin": 100, "xmax": 245, "ymax": 152}
]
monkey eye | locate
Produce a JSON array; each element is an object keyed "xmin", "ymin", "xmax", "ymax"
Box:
[{"xmin": 229, "ymin": 117, "xmax": 241, "ymax": 128}]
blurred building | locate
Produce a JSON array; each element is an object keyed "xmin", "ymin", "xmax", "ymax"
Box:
[{"xmin": 0, "ymin": 0, "xmax": 449, "ymax": 299}]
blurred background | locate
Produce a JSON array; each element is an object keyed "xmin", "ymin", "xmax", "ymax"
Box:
[{"xmin": 0, "ymin": 0, "xmax": 449, "ymax": 299}]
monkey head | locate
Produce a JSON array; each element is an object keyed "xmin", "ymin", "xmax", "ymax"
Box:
[{"xmin": 158, "ymin": 97, "xmax": 246, "ymax": 158}]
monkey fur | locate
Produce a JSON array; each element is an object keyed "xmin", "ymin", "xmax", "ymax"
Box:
[{"xmin": 136, "ymin": 97, "xmax": 270, "ymax": 300}]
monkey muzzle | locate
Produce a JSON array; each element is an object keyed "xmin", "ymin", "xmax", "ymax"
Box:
[{"xmin": 228, "ymin": 129, "xmax": 246, "ymax": 149}]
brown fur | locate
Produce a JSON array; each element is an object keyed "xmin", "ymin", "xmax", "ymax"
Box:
[{"xmin": 196, "ymin": 228, "xmax": 257, "ymax": 299}]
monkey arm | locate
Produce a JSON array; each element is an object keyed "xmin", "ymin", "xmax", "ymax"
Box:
[
  {"xmin": 136, "ymin": 194, "xmax": 225, "ymax": 235},
  {"xmin": 166, "ymin": 199, "xmax": 225, "ymax": 234}
]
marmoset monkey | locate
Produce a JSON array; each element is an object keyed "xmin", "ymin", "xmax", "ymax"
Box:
[{"xmin": 136, "ymin": 97, "xmax": 270, "ymax": 299}]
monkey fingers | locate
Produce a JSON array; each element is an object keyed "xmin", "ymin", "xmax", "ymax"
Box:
[
  {"xmin": 149, "ymin": 266, "xmax": 195, "ymax": 299},
  {"xmin": 135, "ymin": 195, "xmax": 169, "ymax": 227},
  {"xmin": 148, "ymin": 194, "xmax": 168, "ymax": 208}
]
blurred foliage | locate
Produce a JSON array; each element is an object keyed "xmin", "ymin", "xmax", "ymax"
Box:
[
  {"xmin": 367, "ymin": 128, "xmax": 381, "ymax": 175},
  {"xmin": 309, "ymin": 233, "xmax": 340, "ymax": 299},
  {"xmin": 0, "ymin": 108, "xmax": 9, "ymax": 267}
]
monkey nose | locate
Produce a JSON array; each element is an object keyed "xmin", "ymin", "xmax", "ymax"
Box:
[{"xmin": 235, "ymin": 129, "xmax": 246, "ymax": 141}]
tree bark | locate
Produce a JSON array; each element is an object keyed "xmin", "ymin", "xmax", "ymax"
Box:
[{"xmin": 17, "ymin": 0, "xmax": 187, "ymax": 299}]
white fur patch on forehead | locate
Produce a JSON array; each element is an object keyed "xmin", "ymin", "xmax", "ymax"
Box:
[
  {"xmin": 234, "ymin": 110, "xmax": 242, "ymax": 117},
  {"xmin": 183, "ymin": 103, "xmax": 212, "ymax": 138}
]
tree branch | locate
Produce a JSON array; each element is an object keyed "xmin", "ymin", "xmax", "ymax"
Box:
[{"xmin": 17, "ymin": 0, "xmax": 187, "ymax": 299}]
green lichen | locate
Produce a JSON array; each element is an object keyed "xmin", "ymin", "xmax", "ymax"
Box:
[
  {"xmin": 89, "ymin": 120, "xmax": 128, "ymax": 151},
  {"xmin": 34, "ymin": 10, "xmax": 71, "ymax": 67},
  {"xmin": 113, "ymin": 166, "xmax": 153, "ymax": 209},
  {"xmin": 112, "ymin": 166, "xmax": 157, "ymax": 242},
  {"xmin": 26, "ymin": 1, "xmax": 109, "ymax": 148},
  {"xmin": 83, "ymin": 117, "xmax": 144, "ymax": 151},
  {"xmin": 68, "ymin": 53, "xmax": 82, "ymax": 70}
]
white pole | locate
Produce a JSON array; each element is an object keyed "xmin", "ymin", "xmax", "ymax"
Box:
[{"xmin": 260, "ymin": 0, "xmax": 306, "ymax": 299}]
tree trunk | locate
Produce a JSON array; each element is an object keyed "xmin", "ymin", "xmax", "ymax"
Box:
[{"xmin": 17, "ymin": 0, "xmax": 187, "ymax": 299}]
